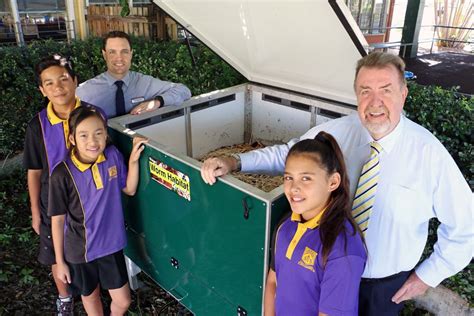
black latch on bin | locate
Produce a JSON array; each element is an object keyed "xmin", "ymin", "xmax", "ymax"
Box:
[
  {"xmin": 170, "ymin": 257, "xmax": 179, "ymax": 269},
  {"xmin": 237, "ymin": 305, "xmax": 247, "ymax": 316}
]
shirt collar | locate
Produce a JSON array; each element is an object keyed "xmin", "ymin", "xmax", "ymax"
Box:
[
  {"xmin": 377, "ymin": 114, "xmax": 404, "ymax": 154},
  {"xmin": 46, "ymin": 97, "xmax": 81, "ymax": 125},
  {"xmin": 291, "ymin": 209, "xmax": 325, "ymax": 229},
  {"xmin": 105, "ymin": 71, "xmax": 131, "ymax": 87},
  {"xmin": 358, "ymin": 114, "xmax": 405, "ymax": 155},
  {"xmin": 71, "ymin": 149, "xmax": 106, "ymax": 172}
]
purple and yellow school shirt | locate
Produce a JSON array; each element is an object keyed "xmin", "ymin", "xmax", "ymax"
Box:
[
  {"xmin": 48, "ymin": 145, "xmax": 127, "ymax": 264},
  {"xmin": 271, "ymin": 212, "xmax": 366, "ymax": 316},
  {"xmin": 23, "ymin": 98, "xmax": 83, "ymax": 213},
  {"xmin": 23, "ymin": 98, "xmax": 105, "ymax": 214}
]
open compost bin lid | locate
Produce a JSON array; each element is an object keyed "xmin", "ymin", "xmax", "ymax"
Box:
[{"xmin": 153, "ymin": 0, "xmax": 368, "ymax": 105}]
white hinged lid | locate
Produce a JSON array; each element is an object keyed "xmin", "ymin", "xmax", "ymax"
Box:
[{"xmin": 154, "ymin": 0, "xmax": 368, "ymax": 105}]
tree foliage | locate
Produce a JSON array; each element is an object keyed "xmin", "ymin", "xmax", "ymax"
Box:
[
  {"xmin": 405, "ymin": 82, "xmax": 473, "ymax": 185},
  {"xmin": 434, "ymin": 0, "xmax": 473, "ymax": 48}
]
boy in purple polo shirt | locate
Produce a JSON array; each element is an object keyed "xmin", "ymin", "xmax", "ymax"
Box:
[
  {"xmin": 23, "ymin": 54, "xmax": 105, "ymax": 315},
  {"xmin": 48, "ymin": 106, "xmax": 147, "ymax": 316},
  {"xmin": 264, "ymin": 132, "xmax": 366, "ymax": 316}
]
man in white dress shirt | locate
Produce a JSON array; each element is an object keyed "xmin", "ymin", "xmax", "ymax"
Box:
[{"xmin": 200, "ymin": 52, "xmax": 472, "ymax": 315}]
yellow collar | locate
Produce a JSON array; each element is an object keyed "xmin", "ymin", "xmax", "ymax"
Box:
[
  {"xmin": 46, "ymin": 97, "xmax": 81, "ymax": 125},
  {"xmin": 285, "ymin": 209, "xmax": 326, "ymax": 261},
  {"xmin": 291, "ymin": 208, "xmax": 325, "ymax": 229},
  {"xmin": 71, "ymin": 149, "xmax": 106, "ymax": 172}
]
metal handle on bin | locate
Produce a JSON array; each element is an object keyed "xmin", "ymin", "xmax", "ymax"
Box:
[
  {"xmin": 157, "ymin": 286, "xmax": 188, "ymax": 314},
  {"xmin": 169, "ymin": 284, "xmax": 189, "ymax": 302}
]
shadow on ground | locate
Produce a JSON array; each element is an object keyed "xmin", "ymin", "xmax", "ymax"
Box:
[{"xmin": 405, "ymin": 52, "xmax": 474, "ymax": 95}]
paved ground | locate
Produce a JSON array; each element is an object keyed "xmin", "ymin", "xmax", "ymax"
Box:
[{"xmin": 405, "ymin": 52, "xmax": 474, "ymax": 95}]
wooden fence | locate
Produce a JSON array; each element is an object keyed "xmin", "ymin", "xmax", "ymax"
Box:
[{"xmin": 86, "ymin": 4, "xmax": 177, "ymax": 40}]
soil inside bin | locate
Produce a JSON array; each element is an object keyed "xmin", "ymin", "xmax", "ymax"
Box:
[{"xmin": 199, "ymin": 142, "xmax": 284, "ymax": 192}]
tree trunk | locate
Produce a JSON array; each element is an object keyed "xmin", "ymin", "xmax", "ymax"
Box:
[{"xmin": 413, "ymin": 285, "xmax": 473, "ymax": 315}]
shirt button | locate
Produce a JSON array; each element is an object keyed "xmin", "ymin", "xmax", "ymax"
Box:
[
  {"xmin": 48, "ymin": 235, "xmax": 51, "ymax": 239},
  {"xmin": 44, "ymin": 246, "xmax": 48, "ymax": 250}
]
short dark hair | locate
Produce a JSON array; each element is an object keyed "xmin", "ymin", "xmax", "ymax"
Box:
[
  {"xmin": 35, "ymin": 54, "xmax": 76, "ymax": 86},
  {"xmin": 102, "ymin": 31, "xmax": 132, "ymax": 51},
  {"xmin": 354, "ymin": 52, "xmax": 406, "ymax": 89}
]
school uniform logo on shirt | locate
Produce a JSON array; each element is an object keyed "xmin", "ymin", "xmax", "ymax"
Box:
[
  {"xmin": 298, "ymin": 247, "xmax": 317, "ymax": 272},
  {"xmin": 108, "ymin": 166, "xmax": 118, "ymax": 180}
]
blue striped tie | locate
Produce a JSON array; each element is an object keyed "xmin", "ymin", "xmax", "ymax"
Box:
[{"xmin": 352, "ymin": 142, "xmax": 383, "ymax": 234}]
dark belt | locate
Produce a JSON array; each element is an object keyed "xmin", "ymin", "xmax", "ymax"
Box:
[{"xmin": 361, "ymin": 270, "xmax": 412, "ymax": 283}]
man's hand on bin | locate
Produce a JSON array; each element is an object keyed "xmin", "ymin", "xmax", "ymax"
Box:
[
  {"xmin": 130, "ymin": 99, "xmax": 161, "ymax": 115},
  {"xmin": 200, "ymin": 156, "xmax": 239, "ymax": 185}
]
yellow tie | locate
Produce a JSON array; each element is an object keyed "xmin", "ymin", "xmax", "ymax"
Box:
[{"xmin": 352, "ymin": 142, "xmax": 383, "ymax": 234}]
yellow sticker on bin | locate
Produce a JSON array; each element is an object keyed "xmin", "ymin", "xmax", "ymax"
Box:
[{"xmin": 149, "ymin": 157, "xmax": 191, "ymax": 201}]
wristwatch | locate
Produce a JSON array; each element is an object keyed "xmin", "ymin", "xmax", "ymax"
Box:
[
  {"xmin": 231, "ymin": 154, "xmax": 242, "ymax": 171},
  {"xmin": 154, "ymin": 95, "xmax": 164, "ymax": 107}
]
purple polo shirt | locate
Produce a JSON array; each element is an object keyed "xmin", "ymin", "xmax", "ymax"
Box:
[
  {"xmin": 48, "ymin": 145, "xmax": 127, "ymax": 264},
  {"xmin": 23, "ymin": 99, "xmax": 106, "ymax": 215},
  {"xmin": 272, "ymin": 213, "xmax": 366, "ymax": 316}
]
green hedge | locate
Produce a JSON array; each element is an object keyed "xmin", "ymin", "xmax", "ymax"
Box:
[
  {"xmin": 404, "ymin": 83, "xmax": 473, "ymax": 185},
  {"xmin": 0, "ymin": 37, "xmax": 246, "ymax": 159}
]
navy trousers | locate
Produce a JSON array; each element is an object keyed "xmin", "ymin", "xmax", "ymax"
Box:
[{"xmin": 359, "ymin": 270, "xmax": 412, "ymax": 316}]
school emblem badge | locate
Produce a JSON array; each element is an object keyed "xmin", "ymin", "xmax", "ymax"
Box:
[
  {"xmin": 298, "ymin": 247, "xmax": 317, "ymax": 272},
  {"xmin": 108, "ymin": 166, "xmax": 118, "ymax": 179}
]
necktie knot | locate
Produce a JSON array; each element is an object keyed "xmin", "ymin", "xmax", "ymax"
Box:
[
  {"xmin": 370, "ymin": 141, "xmax": 383, "ymax": 156},
  {"xmin": 114, "ymin": 80, "xmax": 124, "ymax": 88}
]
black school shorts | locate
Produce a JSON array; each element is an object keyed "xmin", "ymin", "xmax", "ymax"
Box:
[
  {"xmin": 68, "ymin": 250, "xmax": 128, "ymax": 297},
  {"xmin": 38, "ymin": 210, "xmax": 56, "ymax": 266}
]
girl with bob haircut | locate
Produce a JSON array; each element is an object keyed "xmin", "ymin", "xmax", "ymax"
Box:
[{"xmin": 49, "ymin": 106, "xmax": 147, "ymax": 315}]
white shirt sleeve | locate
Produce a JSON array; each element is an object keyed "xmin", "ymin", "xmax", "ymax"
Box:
[
  {"xmin": 415, "ymin": 150, "xmax": 474, "ymax": 287},
  {"xmin": 239, "ymin": 122, "xmax": 329, "ymax": 175},
  {"xmin": 239, "ymin": 141, "xmax": 293, "ymax": 175}
]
